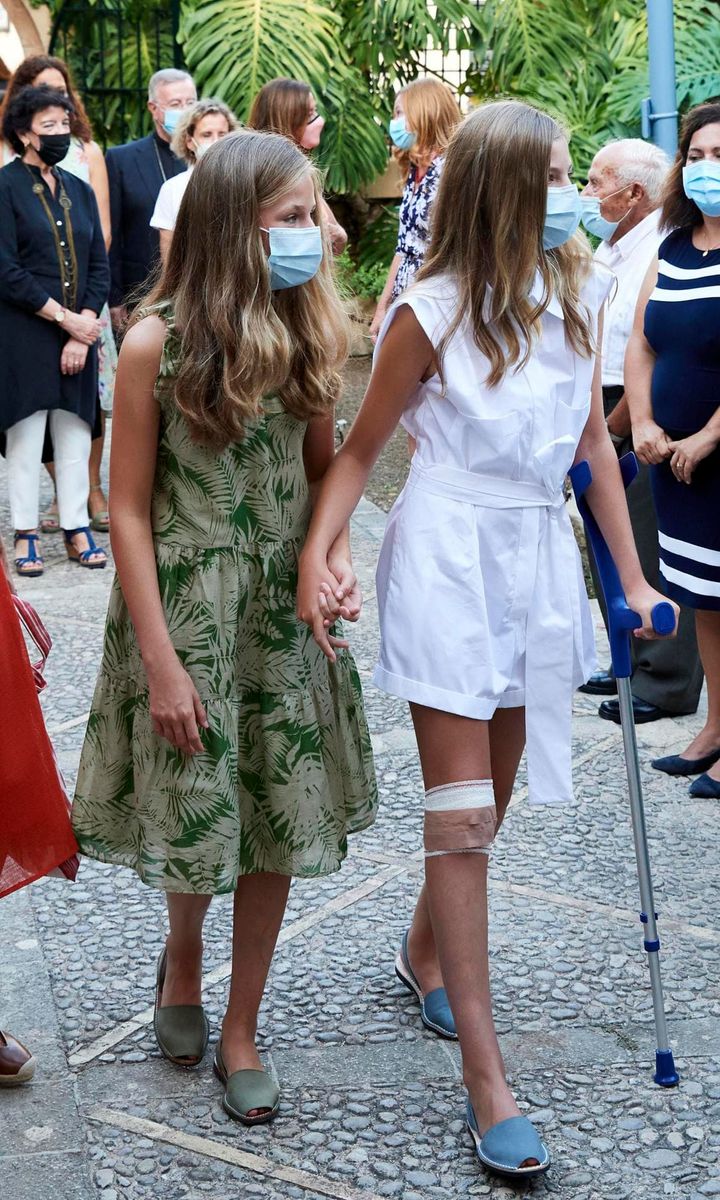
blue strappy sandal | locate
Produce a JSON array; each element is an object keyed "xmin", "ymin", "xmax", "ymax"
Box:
[
  {"xmin": 466, "ymin": 1100, "xmax": 550, "ymax": 1180},
  {"xmin": 394, "ymin": 930, "xmax": 457, "ymax": 1039},
  {"xmin": 13, "ymin": 532, "xmax": 44, "ymax": 577},
  {"xmin": 64, "ymin": 526, "xmax": 107, "ymax": 570}
]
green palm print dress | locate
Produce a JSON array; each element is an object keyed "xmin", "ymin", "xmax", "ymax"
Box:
[{"xmin": 72, "ymin": 304, "xmax": 378, "ymax": 894}]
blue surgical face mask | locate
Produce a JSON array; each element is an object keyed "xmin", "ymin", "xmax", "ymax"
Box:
[
  {"xmin": 543, "ymin": 184, "xmax": 583, "ymax": 250},
  {"xmin": 162, "ymin": 108, "xmax": 182, "ymax": 136},
  {"xmin": 388, "ymin": 116, "xmax": 415, "ymax": 151},
  {"xmin": 260, "ymin": 225, "xmax": 323, "ymax": 290},
  {"xmin": 682, "ymin": 160, "xmax": 720, "ymax": 217},
  {"xmin": 580, "ymin": 186, "xmax": 631, "ymax": 242}
]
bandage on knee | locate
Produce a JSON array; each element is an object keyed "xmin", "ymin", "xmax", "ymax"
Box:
[{"xmin": 423, "ymin": 779, "xmax": 496, "ymax": 858}]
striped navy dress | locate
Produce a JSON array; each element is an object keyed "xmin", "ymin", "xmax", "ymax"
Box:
[{"xmin": 644, "ymin": 228, "xmax": 720, "ymax": 611}]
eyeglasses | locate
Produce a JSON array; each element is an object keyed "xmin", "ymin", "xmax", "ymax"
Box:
[{"xmin": 306, "ymin": 112, "xmax": 322, "ymax": 125}]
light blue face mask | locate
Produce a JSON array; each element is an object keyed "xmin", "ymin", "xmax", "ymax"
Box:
[
  {"xmin": 682, "ymin": 160, "xmax": 720, "ymax": 217},
  {"xmin": 543, "ymin": 184, "xmax": 582, "ymax": 250},
  {"xmin": 580, "ymin": 186, "xmax": 631, "ymax": 242},
  {"xmin": 388, "ymin": 116, "xmax": 415, "ymax": 151},
  {"xmin": 162, "ymin": 108, "xmax": 182, "ymax": 136},
  {"xmin": 261, "ymin": 225, "xmax": 323, "ymax": 290}
]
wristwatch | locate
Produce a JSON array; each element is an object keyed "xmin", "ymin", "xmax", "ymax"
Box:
[{"xmin": 54, "ymin": 308, "xmax": 67, "ymax": 324}]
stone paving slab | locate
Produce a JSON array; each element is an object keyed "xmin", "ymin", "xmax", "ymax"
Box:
[{"xmin": 2, "ymin": 451, "xmax": 719, "ymax": 1200}]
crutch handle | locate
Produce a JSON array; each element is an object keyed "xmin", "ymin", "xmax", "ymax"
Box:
[{"xmin": 569, "ymin": 455, "xmax": 677, "ymax": 679}]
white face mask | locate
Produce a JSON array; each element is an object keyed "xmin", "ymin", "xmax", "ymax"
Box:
[{"xmin": 192, "ymin": 140, "xmax": 210, "ymax": 159}]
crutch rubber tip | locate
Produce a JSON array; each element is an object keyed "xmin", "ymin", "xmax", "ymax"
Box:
[{"xmin": 654, "ymin": 1049, "xmax": 680, "ymax": 1088}]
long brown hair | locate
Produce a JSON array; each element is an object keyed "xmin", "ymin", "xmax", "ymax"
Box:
[
  {"xmin": 0, "ymin": 55, "xmax": 93, "ymax": 144},
  {"xmin": 247, "ymin": 78, "xmax": 312, "ymax": 145},
  {"xmin": 417, "ymin": 100, "xmax": 594, "ymax": 388},
  {"xmin": 661, "ymin": 101, "xmax": 720, "ymax": 232},
  {"xmin": 140, "ymin": 130, "xmax": 349, "ymax": 449},
  {"xmin": 393, "ymin": 78, "xmax": 461, "ymax": 175}
]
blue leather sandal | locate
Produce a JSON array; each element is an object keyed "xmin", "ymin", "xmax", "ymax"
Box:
[
  {"xmin": 394, "ymin": 930, "xmax": 456, "ymax": 1039},
  {"xmin": 14, "ymin": 532, "xmax": 44, "ymax": 577},
  {"xmin": 466, "ymin": 1101, "xmax": 550, "ymax": 1179},
  {"xmin": 64, "ymin": 526, "xmax": 107, "ymax": 569}
]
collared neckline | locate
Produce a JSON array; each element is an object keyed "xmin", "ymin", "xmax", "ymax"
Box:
[
  {"xmin": 529, "ymin": 269, "xmax": 565, "ymax": 320},
  {"xmin": 598, "ymin": 208, "xmax": 661, "ymax": 265}
]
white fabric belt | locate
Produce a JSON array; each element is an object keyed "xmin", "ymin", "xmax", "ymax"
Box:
[
  {"xmin": 408, "ymin": 460, "xmax": 581, "ymax": 806},
  {"xmin": 409, "ymin": 462, "xmax": 564, "ymax": 509}
]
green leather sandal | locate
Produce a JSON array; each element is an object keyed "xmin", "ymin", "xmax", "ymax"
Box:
[
  {"xmin": 153, "ymin": 948, "xmax": 209, "ymax": 1068},
  {"xmin": 213, "ymin": 1041, "xmax": 280, "ymax": 1126}
]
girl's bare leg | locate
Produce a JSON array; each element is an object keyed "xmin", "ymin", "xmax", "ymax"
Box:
[
  {"xmin": 162, "ymin": 893, "xmax": 212, "ymax": 1006},
  {"xmin": 410, "ymin": 703, "xmax": 537, "ymax": 1164},
  {"xmin": 221, "ymin": 873, "xmax": 291, "ymax": 1080},
  {"xmin": 406, "ymin": 706, "xmax": 526, "ymax": 990}
]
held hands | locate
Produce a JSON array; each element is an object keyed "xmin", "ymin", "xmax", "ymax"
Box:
[
  {"xmin": 632, "ymin": 419, "xmax": 672, "ymax": 466},
  {"xmin": 297, "ymin": 552, "xmax": 363, "ymax": 663},
  {"xmin": 60, "ymin": 338, "xmax": 89, "ymax": 375},
  {"xmin": 64, "ymin": 311, "xmax": 102, "ymax": 344},
  {"xmin": 146, "ymin": 654, "xmax": 209, "ymax": 756},
  {"xmin": 624, "ymin": 583, "xmax": 680, "ymax": 641},
  {"xmin": 667, "ymin": 429, "xmax": 718, "ymax": 484}
]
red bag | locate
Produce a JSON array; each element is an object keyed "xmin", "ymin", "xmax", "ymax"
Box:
[{"xmin": 0, "ymin": 568, "xmax": 79, "ymax": 898}]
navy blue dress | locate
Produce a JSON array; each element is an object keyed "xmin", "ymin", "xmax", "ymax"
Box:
[{"xmin": 644, "ymin": 228, "xmax": 720, "ymax": 611}]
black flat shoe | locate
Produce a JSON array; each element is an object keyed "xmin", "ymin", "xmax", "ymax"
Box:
[
  {"xmin": 689, "ymin": 773, "xmax": 720, "ymax": 799},
  {"xmin": 598, "ymin": 696, "xmax": 674, "ymax": 725},
  {"xmin": 652, "ymin": 748, "xmax": 720, "ymax": 776},
  {"xmin": 578, "ymin": 668, "xmax": 617, "ymax": 696}
]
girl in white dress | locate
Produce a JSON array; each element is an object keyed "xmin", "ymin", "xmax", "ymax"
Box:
[{"xmin": 298, "ymin": 101, "xmax": 676, "ymax": 1180}]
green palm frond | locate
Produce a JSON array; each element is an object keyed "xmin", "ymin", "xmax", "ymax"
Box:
[
  {"xmin": 606, "ymin": 0, "xmax": 720, "ymax": 132},
  {"xmin": 470, "ymin": 0, "xmax": 602, "ymax": 102},
  {"xmin": 179, "ymin": 0, "xmax": 340, "ymax": 119},
  {"xmin": 319, "ymin": 67, "xmax": 389, "ymax": 194},
  {"xmin": 337, "ymin": 0, "xmax": 483, "ymax": 89}
]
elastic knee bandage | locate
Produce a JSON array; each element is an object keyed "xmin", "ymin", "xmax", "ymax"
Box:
[{"xmin": 423, "ymin": 779, "xmax": 496, "ymax": 858}]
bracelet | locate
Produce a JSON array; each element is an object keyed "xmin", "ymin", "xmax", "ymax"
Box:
[{"xmin": 608, "ymin": 430, "xmax": 625, "ymax": 447}]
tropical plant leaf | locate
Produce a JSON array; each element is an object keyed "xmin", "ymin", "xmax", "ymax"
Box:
[
  {"xmin": 605, "ymin": 0, "xmax": 720, "ymax": 132},
  {"xmin": 179, "ymin": 0, "xmax": 340, "ymax": 119},
  {"xmin": 318, "ymin": 66, "xmax": 389, "ymax": 194},
  {"xmin": 336, "ymin": 0, "xmax": 483, "ymax": 90},
  {"xmin": 356, "ymin": 204, "xmax": 401, "ymax": 270}
]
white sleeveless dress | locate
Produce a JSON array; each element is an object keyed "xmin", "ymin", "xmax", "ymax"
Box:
[{"xmin": 373, "ymin": 267, "xmax": 611, "ymax": 806}]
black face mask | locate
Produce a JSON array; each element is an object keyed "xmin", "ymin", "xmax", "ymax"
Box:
[{"xmin": 36, "ymin": 133, "xmax": 71, "ymax": 167}]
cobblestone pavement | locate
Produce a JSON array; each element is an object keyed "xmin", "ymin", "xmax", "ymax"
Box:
[{"xmin": 2, "ymin": 447, "xmax": 720, "ymax": 1200}]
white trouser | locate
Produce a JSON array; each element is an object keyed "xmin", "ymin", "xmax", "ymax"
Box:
[{"xmin": 6, "ymin": 409, "xmax": 91, "ymax": 532}]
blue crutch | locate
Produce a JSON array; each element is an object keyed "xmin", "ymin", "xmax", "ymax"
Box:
[{"xmin": 570, "ymin": 453, "xmax": 680, "ymax": 1088}]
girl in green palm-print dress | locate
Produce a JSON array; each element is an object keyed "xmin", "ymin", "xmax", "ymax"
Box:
[{"xmin": 72, "ymin": 132, "xmax": 377, "ymax": 1122}]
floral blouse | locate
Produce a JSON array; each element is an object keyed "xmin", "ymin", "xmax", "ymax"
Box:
[{"xmin": 391, "ymin": 156, "xmax": 444, "ymax": 300}]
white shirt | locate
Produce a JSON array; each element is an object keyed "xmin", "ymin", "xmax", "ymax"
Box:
[
  {"xmin": 594, "ymin": 209, "xmax": 663, "ymax": 387},
  {"xmin": 372, "ymin": 267, "xmax": 611, "ymax": 807},
  {"xmin": 150, "ymin": 169, "xmax": 192, "ymax": 232}
]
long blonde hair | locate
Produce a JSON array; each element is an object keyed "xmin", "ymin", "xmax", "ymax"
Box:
[
  {"xmin": 394, "ymin": 78, "xmax": 461, "ymax": 175},
  {"xmin": 141, "ymin": 130, "xmax": 350, "ymax": 449},
  {"xmin": 417, "ymin": 100, "xmax": 594, "ymax": 387}
]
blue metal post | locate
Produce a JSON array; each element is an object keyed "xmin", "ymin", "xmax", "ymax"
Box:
[{"xmin": 642, "ymin": 0, "xmax": 679, "ymax": 155}]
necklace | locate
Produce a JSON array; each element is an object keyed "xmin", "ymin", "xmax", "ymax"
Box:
[
  {"xmin": 153, "ymin": 139, "xmax": 168, "ymax": 184},
  {"xmin": 24, "ymin": 164, "xmax": 78, "ymax": 310},
  {"xmin": 698, "ymin": 226, "xmax": 720, "ymax": 256}
]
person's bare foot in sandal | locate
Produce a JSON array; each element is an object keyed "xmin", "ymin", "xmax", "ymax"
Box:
[{"xmin": 88, "ymin": 483, "xmax": 110, "ymax": 532}]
